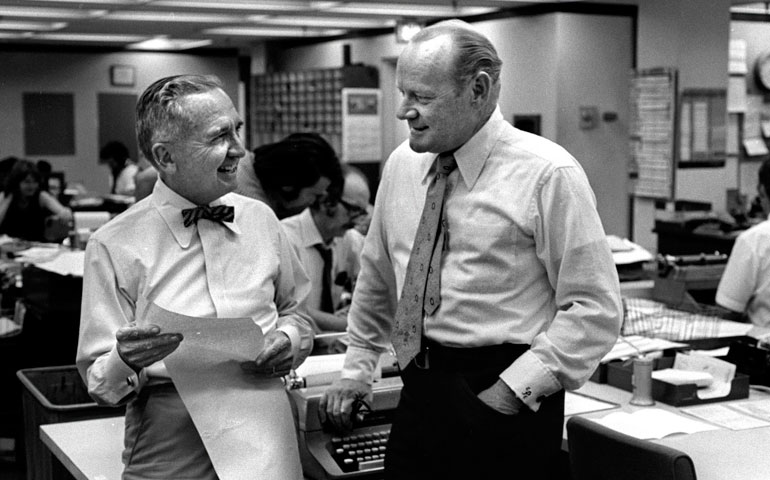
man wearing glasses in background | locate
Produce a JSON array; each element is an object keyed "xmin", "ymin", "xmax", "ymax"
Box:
[{"xmin": 282, "ymin": 165, "xmax": 371, "ymax": 332}]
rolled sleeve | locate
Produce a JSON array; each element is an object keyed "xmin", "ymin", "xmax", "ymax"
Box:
[{"xmin": 274, "ymin": 225, "xmax": 315, "ymax": 367}]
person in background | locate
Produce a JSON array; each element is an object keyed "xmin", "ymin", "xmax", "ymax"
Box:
[
  {"xmin": 716, "ymin": 158, "xmax": 770, "ymax": 327},
  {"xmin": 133, "ymin": 151, "xmax": 158, "ymax": 202},
  {"xmin": 46, "ymin": 171, "xmax": 68, "ymax": 206},
  {"xmin": 0, "ymin": 156, "xmax": 19, "ymax": 190},
  {"xmin": 0, "ymin": 159, "xmax": 72, "ymax": 241},
  {"xmin": 99, "ymin": 140, "xmax": 139, "ymax": 196},
  {"xmin": 76, "ymin": 74, "xmax": 313, "ymax": 479},
  {"xmin": 236, "ymin": 132, "xmax": 340, "ymax": 219},
  {"xmin": 282, "ymin": 165, "xmax": 371, "ymax": 332},
  {"xmin": 320, "ymin": 20, "xmax": 622, "ymax": 480}
]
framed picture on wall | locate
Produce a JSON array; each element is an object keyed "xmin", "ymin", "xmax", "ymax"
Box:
[{"xmin": 110, "ymin": 65, "xmax": 135, "ymax": 87}]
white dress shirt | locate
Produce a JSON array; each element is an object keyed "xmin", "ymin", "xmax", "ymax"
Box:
[
  {"xmin": 76, "ymin": 179, "xmax": 313, "ymax": 405},
  {"xmin": 716, "ymin": 218, "xmax": 770, "ymax": 327},
  {"xmin": 341, "ymin": 107, "xmax": 622, "ymax": 411},
  {"xmin": 281, "ymin": 208, "xmax": 364, "ymax": 312}
]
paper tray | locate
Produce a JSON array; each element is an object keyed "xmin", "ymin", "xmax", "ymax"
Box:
[{"xmin": 606, "ymin": 356, "xmax": 749, "ymax": 406}]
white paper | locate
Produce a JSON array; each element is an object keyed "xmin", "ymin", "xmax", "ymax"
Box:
[
  {"xmin": 146, "ymin": 302, "xmax": 302, "ymax": 480},
  {"xmin": 564, "ymin": 392, "xmax": 618, "ymax": 416},
  {"xmin": 592, "ymin": 408, "xmax": 718, "ymax": 439},
  {"xmin": 673, "ymin": 353, "xmax": 735, "ymax": 399},
  {"xmin": 341, "ymin": 88, "xmax": 382, "ymax": 162},
  {"xmin": 24, "ymin": 249, "xmax": 85, "ymax": 277},
  {"xmin": 725, "ymin": 399, "xmax": 770, "ymax": 423},
  {"xmin": 680, "ymin": 404, "xmax": 770, "ymax": 431},
  {"xmin": 601, "ymin": 335, "xmax": 687, "ymax": 363}
]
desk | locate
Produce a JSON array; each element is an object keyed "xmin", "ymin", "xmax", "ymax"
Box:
[
  {"xmin": 571, "ymin": 381, "xmax": 770, "ymax": 480},
  {"xmin": 40, "ymin": 417, "xmax": 124, "ymax": 480},
  {"xmin": 42, "ymin": 381, "xmax": 770, "ymax": 480}
]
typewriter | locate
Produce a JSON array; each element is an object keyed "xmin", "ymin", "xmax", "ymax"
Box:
[{"xmin": 288, "ymin": 335, "xmax": 402, "ymax": 479}]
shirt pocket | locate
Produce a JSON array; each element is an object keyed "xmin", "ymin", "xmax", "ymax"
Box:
[{"xmin": 448, "ymin": 219, "xmax": 516, "ymax": 291}]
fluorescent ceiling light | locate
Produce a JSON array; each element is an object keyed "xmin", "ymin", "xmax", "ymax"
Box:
[
  {"xmin": 325, "ymin": 3, "xmax": 495, "ymax": 17},
  {"xmin": 31, "ymin": 32, "xmax": 148, "ymax": 42},
  {"xmin": 204, "ymin": 26, "xmax": 344, "ymax": 37},
  {"xmin": 254, "ymin": 16, "xmax": 392, "ymax": 28},
  {"xmin": 0, "ymin": 6, "xmax": 105, "ymax": 18},
  {"xmin": 149, "ymin": 0, "xmax": 319, "ymax": 12},
  {"xmin": 127, "ymin": 36, "xmax": 213, "ymax": 50},
  {"xmin": 0, "ymin": 20, "xmax": 67, "ymax": 31},
  {"xmin": 105, "ymin": 10, "xmax": 242, "ymax": 22},
  {"xmin": 731, "ymin": 3, "xmax": 770, "ymax": 14}
]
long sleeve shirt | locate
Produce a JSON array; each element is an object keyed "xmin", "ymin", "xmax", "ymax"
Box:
[
  {"xmin": 76, "ymin": 179, "xmax": 313, "ymax": 405},
  {"xmin": 341, "ymin": 107, "xmax": 622, "ymax": 411}
]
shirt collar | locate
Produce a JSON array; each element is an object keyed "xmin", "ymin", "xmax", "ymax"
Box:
[
  {"xmin": 151, "ymin": 179, "xmax": 241, "ymax": 249},
  {"xmin": 419, "ymin": 106, "xmax": 505, "ymax": 191}
]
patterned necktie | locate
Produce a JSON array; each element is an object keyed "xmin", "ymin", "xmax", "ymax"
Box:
[
  {"xmin": 392, "ymin": 153, "xmax": 457, "ymax": 369},
  {"xmin": 314, "ymin": 243, "xmax": 335, "ymax": 313},
  {"xmin": 181, "ymin": 205, "xmax": 235, "ymax": 227}
]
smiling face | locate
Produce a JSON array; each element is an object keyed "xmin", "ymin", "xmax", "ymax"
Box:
[
  {"xmin": 396, "ymin": 34, "xmax": 482, "ymax": 154},
  {"xmin": 155, "ymin": 88, "xmax": 246, "ymax": 205}
]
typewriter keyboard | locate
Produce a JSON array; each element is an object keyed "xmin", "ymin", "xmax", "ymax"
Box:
[{"xmin": 330, "ymin": 426, "xmax": 391, "ymax": 472}]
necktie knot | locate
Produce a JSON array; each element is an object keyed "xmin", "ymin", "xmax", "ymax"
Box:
[
  {"xmin": 181, "ymin": 205, "xmax": 235, "ymax": 227},
  {"xmin": 438, "ymin": 154, "xmax": 457, "ymax": 175}
]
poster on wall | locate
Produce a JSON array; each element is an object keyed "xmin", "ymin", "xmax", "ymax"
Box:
[{"xmin": 341, "ymin": 88, "xmax": 382, "ymax": 163}]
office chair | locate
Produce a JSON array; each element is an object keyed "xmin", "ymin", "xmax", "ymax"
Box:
[{"xmin": 566, "ymin": 416, "xmax": 697, "ymax": 480}]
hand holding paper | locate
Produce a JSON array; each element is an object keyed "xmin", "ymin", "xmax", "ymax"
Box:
[
  {"xmin": 116, "ymin": 323, "xmax": 183, "ymax": 372},
  {"xmin": 242, "ymin": 330, "xmax": 294, "ymax": 378}
]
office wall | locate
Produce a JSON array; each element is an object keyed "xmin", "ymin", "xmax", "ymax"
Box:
[
  {"xmin": 731, "ymin": 20, "xmax": 770, "ymax": 202},
  {"xmin": 269, "ymin": 12, "xmax": 632, "ymax": 237},
  {"xmin": 628, "ymin": 0, "xmax": 732, "ymax": 252},
  {"xmin": 0, "ymin": 51, "xmax": 239, "ymax": 194}
]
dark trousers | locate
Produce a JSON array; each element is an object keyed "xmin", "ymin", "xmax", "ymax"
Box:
[{"xmin": 384, "ymin": 342, "xmax": 565, "ymax": 480}]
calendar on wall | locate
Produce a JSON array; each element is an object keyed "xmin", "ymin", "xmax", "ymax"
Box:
[{"xmin": 629, "ymin": 67, "xmax": 678, "ymax": 199}]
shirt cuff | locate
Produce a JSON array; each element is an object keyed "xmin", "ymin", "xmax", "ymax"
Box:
[
  {"xmin": 277, "ymin": 324, "xmax": 301, "ymax": 361},
  {"xmin": 499, "ymin": 350, "xmax": 561, "ymax": 412},
  {"xmin": 103, "ymin": 347, "xmax": 146, "ymax": 402},
  {"xmin": 340, "ymin": 345, "xmax": 381, "ymax": 385}
]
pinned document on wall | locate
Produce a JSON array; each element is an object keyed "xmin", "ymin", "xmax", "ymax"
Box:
[{"xmin": 341, "ymin": 88, "xmax": 382, "ymax": 163}]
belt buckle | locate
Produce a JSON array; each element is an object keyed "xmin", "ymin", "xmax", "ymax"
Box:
[{"xmin": 414, "ymin": 345, "xmax": 430, "ymax": 370}]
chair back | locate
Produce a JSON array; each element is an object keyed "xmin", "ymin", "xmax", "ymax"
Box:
[{"xmin": 567, "ymin": 415, "xmax": 697, "ymax": 480}]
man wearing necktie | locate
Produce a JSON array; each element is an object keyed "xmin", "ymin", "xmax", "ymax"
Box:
[
  {"xmin": 282, "ymin": 166, "xmax": 371, "ymax": 333},
  {"xmin": 76, "ymin": 74, "xmax": 313, "ymax": 479},
  {"xmin": 321, "ymin": 20, "xmax": 622, "ymax": 479}
]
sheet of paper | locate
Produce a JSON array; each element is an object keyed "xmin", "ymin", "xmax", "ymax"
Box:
[
  {"xmin": 725, "ymin": 399, "xmax": 770, "ymax": 423},
  {"xmin": 146, "ymin": 302, "xmax": 302, "ymax": 480},
  {"xmin": 680, "ymin": 404, "xmax": 770, "ymax": 431},
  {"xmin": 565, "ymin": 392, "xmax": 618, "ymax": 416},
  {"xmin": 673, "ymin": 353, "xmax": 735, "ymax": 399},
  {"xmin": 601, "ymin": 335, "xmax": 687, "ymax": 363},
  {"xmin": 592, "ymin": 408, "xmax": 718, "ymax": 440}
]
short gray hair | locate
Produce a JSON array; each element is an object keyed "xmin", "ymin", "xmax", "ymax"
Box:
[
  {"xmin": 135, "ymin": 74, "xmax": 223, "ymax": 165},
  {"xmin": 411, "ymin": 19, "xmax": 502, "ymax": 92}
]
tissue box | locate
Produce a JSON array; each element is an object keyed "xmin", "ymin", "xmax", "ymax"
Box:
[{"xmin": 606, "ymin": 356, "xmax": 749, "ymax": 406}]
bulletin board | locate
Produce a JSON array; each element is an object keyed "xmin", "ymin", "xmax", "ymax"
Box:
[
  {"xmin": 23, "ymin": 92, "xmax": 75, "ymax": 156},
  {"xmin": 678, "ymin": 89, "xmax": 727, "ymax": 168},
  {"xmin": 629, "ymin": 68, "xmax": 678, "ymax": 199}
]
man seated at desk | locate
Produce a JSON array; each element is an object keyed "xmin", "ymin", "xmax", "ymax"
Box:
[
  {"xmin": 716, "ymin": 158, "xmax": 770, "ymax": 327},
  {"xmin": 282, "ymin": 166, "xmax": 370, "ymax": 333}
]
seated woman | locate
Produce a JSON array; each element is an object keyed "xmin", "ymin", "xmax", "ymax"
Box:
[
  {"xmin": 99, "ymin": 141, "xmax": 138, "ymax": 196},
  {"xmin": 0, "ymin": 159, "xmax": 73, "ymax": 242}
]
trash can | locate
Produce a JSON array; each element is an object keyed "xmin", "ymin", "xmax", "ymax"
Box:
[{"xmin": 16, "ymin": 365, "xmax": 124, "ymax": 480}]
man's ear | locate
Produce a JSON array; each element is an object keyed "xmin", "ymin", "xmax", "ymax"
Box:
[
  {"xmin": 469, "ymin": 71, "xmax": 492, "ymax": 105},
  {"xmin": 151, "ymin": 143, "xmax": 176, "ymax": 175}
]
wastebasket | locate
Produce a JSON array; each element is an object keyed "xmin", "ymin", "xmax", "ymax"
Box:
[{"xmin": 16, "ymin": 365, "xmax": 124, "ymax": 480}]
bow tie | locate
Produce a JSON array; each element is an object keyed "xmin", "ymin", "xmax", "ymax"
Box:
[{"xmin": 181, "ymin": 205, "xmax": 235, "ymax": 227}]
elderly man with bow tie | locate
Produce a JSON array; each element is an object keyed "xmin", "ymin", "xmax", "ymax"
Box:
[{"xmin": 76, "ymin": 74, "xmax": 313, "ymax": 479}]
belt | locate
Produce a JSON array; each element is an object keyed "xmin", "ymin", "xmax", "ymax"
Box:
[{"xmin": 412, "ymin": 338, "xmax": 529, "ymax": 371}]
